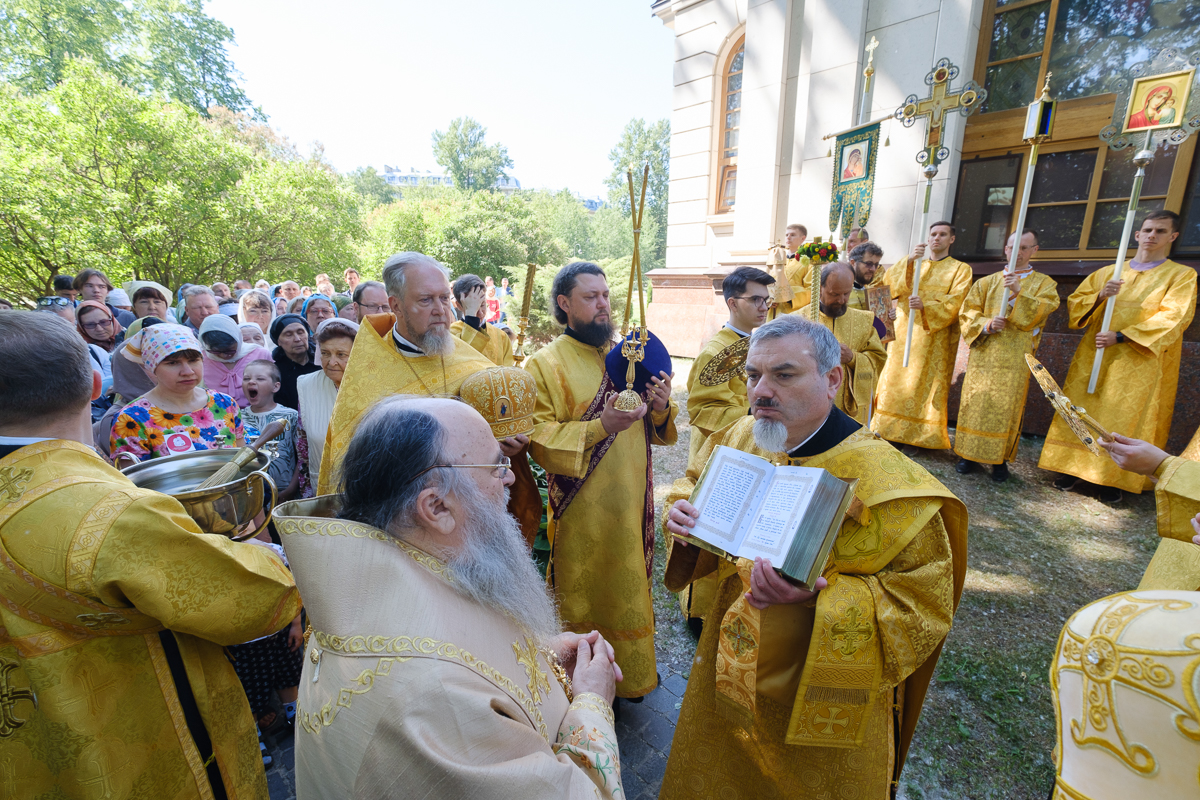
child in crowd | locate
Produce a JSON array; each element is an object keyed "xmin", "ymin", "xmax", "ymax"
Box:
[{"xmin": 241, "ymin": 359, "xmax": 300, "ymax": 500}]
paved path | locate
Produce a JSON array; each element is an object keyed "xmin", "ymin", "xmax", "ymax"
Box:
[{"xmin": 264, "ymin": 667, "xmax": 687, "ymax": 800}]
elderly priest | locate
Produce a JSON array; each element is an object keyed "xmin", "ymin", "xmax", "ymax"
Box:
[
  {"xmin": 277, "ymin": 395, "xmax": 624, "ymax": 799},
  {"xmin": 661, "ymin": 315, "xmax": 967, "ymax": 799}
]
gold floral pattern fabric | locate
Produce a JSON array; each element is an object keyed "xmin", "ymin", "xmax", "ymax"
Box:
[
  {"xmin": 1138, "ymin": 455, "xmax": 1200, "ymax": 591},
  {"xmin": 794, "ymin": 307, "xmax": 886, "ymax": 424},
  {"xmin": 0, "ymin": 440, "xmax": 301, "ymax": 800},
  {"xmin": 451, "ymin": 319, "xmax": 516, "ymax": 366},
  {"xmin": 872, "ymin": 255, "xmax": 973, "ymax": 449},
  {"xmin": 686, "ymin": 327, "xmax": 749, "ymax": 464},
  {"xmin": 1038, "ymin": 261, "xmax": 1197, "ymax": 492},
  {"xmin": 955, "ymin": 270, "xmax": 1060, "ymax": 465}
]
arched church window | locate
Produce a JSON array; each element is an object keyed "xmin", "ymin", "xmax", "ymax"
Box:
[{"xmin": 716, "ymin": 38, "xmax": 744, "ymax": 214}]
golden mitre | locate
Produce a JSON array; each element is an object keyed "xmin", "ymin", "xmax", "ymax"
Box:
[
  {"xmin": 458, "ymin": 366, "xmax": 536, "ymax": 440},
  {"xmin": 1050, "ymin": 589, "xmax": 1200, "ymax": 800}
]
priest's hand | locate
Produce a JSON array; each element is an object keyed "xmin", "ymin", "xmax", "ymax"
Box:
[
  {"xmin": 1002, "ymin": 271, "xmax": 1022, "ymax": 295},
  {"xmin": 1191, "ymin": 513, "xmax": 1199, "ymax": 545},
  {"xmin": 840, "ymin": 343, "xmax": 854, "ymax": 364},
  {"xmin": 1098, "ymin": 279, "xmax": 1124, "ymax": 301},
  {"xmin": 1099, "ymin": 433, "xmax": 1168, "ymax": 476},
  {"xmin": 1095, "ymin": 331, "xmax": 1118, "ymax": 348},
  {"xmin": 745, "ymin": 557, "xmax": 827, "ymax": 609},
  {"xmin": 461, "ymin": 285, "xmax": 486, "ymax": 318},
  {"xmin": 987, "ymin": 317, "xmax": 1007, "ymax": 333},
  {"xmin": 552, "ymin": 630, "xmax": 622, "ymax": 685},
  {"xmin": 666, "ymin": 499, "xmax": 699, "ymax": 539},
  {"xmin": 909, "ymin": 295, "xmax": 925, "ymax": 311},
  {"xmin": 572, "ymin": 633, "xmax": 620, "ymax": 706},
  {"xmin": 647, "ymin": 370, "xmax": 674, "ymax": 411},
  {"xmin": 600, "ymin": 391, "xmax": 648, "ymax": 434},
  {"xmin": 499, "ymin": 434, "xmax": 528, "ymax": 457}
]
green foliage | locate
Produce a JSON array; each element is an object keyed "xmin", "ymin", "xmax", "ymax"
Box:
[
  {"xmin": 604, "ymin": 118, "xmax": 670, "ymax": 268},
  {"xmin": 0, "ymin": 61, "xmax": 362, "ymax": 303},
  {"xmin": 346, "ymin": 166, "xmax": 398, "ymax": 209},
  {"xmin": 431, "ymin": 116, "xmax": 513, "ymax": 192},
  {"xmin": 0, "ymin": 0, "xmax": 253, "ymax": 114}
]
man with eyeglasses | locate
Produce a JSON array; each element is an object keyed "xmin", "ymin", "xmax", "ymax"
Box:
[
  {"xmin": 846, "ymin": 241, "xmax": 887, "ymax": 313},
  {"xmin": 955, "ymin": 229, "xmax": 1059, "ymax": 483},
  {"xmin": 316, "ymin": 252, "xmax": 495, "ymax": 496},
  {"xmin": 678, "ymin": 266, "xmax": 776, "ymax": 634},
  {"xmin": 450, "ymin": 273, "xmax": 514, "ymax": 367},
  {"xmin": 352, "ymin": 280, "xmax": 390, "ymax": 321}
]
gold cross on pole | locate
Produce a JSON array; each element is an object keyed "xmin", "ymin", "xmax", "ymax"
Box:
[{"xmin": 896, "ymin": 58, "xmax": 986, "ymax": 167}]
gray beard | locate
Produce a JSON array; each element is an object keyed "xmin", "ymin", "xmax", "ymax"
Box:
[
  {"xmin": 445, "ymin": 482, "xmax": 561, "ymax": 641},
  {"xmin": 752, "ymin": 418, "xmax": 789, "ymax": 453},
  {"xmin": 416, "ymin": 326, "xmax": 455, "ymax": 357}
]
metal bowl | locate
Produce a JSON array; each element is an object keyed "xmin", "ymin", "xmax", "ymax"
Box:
[{"xmin": 121, "ymin": 449, "xmax": 276, "ymax": 541}]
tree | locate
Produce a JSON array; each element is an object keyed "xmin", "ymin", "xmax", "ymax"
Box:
[
  {"xmin": 604, "ymin": 118, "xmax": 670, "ymax": 267},
  {"xmin": 346, "ymin": 166, "xmax": 398, "ymax": 209},
  {"xmin": 431, "ymin": 117, "xmax": 513, "ymax": 192}
]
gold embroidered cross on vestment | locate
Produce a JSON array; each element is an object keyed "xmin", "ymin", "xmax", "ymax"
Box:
[
  {"xmin": 0, "ymin": 467, "xmax": 33, "ymax": 504},
  {"xmin": 0, "ymin": 660, "xmax": 37, "ymax": 738},
  {"xmin": 723, "ymin": 617, "xmax": 758, "ymax": 659},
  {"xmin": 831, "ymin": 606, "xmax": 874, "ymax": 658},
  {"xmin": 815, "ymin": 706, "xmax": 850, "ymax": 735}
]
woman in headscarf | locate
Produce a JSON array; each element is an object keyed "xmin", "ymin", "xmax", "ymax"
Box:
[
  {"xmin": 269, "ymin": 313, "xmax": 319, "ymax": 410},
  {"xmin": 198, "ymin": 314, "xmax": 274, "ymax": 408},
  {"xmin": 238, "ymin": 321, "xmax": 267, "ymax": 348},
  {"xmin": 301, "ymin": 293, "xmax": 336, "ymax": 332},
  {"xmin": 110, "ymin": 324, "xmax": 244, "ymax": 462},
  {"xmin": 295, "ymin": 318, "xmax": 358, "ymax": 497},
  {"xmin": 238, "ymin": 288, "xmax": 275, "ymax": 335},
  {"xmin": 125, "ymin": 280, "xmax": 173, "ymax": 320},
  {"xmin": 76, "ymin": 300, "xmax": 123, "ymax": 353}
]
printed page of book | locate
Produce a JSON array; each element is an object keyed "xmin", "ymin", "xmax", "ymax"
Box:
[
  {"xmin": 688, "ymin": 445, "xmax": 773, "ymax": 554},
  {"xmin": 737, "ymin": 466, "xmax": 822, "ymax": 563}
]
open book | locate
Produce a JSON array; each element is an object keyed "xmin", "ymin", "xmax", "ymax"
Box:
[{"xmin": 680, "ymin": 445, "xmax": 857, "ymax": 587}]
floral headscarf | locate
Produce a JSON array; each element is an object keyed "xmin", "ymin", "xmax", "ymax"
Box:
[{"xmin": 121, "ymin": 323, "xmax": 200, "ymax": 372}]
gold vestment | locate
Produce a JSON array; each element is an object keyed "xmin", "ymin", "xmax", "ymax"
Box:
[
  {"xmin": 872, "ymin": 255, "xmax": 973, "ymax": 449},
  {"xmin": 318, "ymin": 313, "xmax": 493, "ymax": 494},
  {"xmin": 0, "ymin": 441, "xmax": 301, "ymax": 800},
  {"xmin": 525, "ymin": 334, "xmax": 678, "ymax": 698},
  {"xmin": 275, "ymin": 498, "xmax": 622, "ymax": 799},
  {"xmin": 451, "ymin": 319, "xmax": 515, "ymax": 366},
  {"xmin": 659, "ymin": 417, "xmax": 967, "ymax": 799},
  {"xmin": 1137, "ymin": 453, "xmax": 1200, "ymax": 591},
  {"xmin": 848, "ymin": 271, "xmax": 885, "ymax": 312},
  {"xmin": 1038, "ymin": 260, "xmax": 1196, "ymax": 492},
  {"xmin": 795, "ymin": 306, "xmax": 887, "ymax": 424},
  {"xmin": 954, "ymin": 269, "xmax": 1060, "ymax": 464}
]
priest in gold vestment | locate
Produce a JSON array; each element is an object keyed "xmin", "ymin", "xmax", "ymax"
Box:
[
  {"xmin": 847, "ymin": 240, "xmax": 886, "ymax": 312},
  {"xmin": 872, "ymin": 222, "xmax": 973, "ymax": 451},
  {"xmin": 278, "ymin": 397, "xmax": 624, "ymax": 799},
  {"xmin": 318, "ymin": 252, "xmax": 496, "ymax": 495},
  {"xmin": 681, "ymin": 267, "xmax": 774, "ymax": 630},
  {"xmin": 662, "ymin": 316, "xmax": 966, "ymax": 799},
  {"xmin": 794, "ymin": 262, "xmax": 886, "ymax": 425},
  {"xmin": 955, "ymin": 231, "xmax": 1060, "ymax": 480},
  {"xmin": 1038, "ymin": 212, "xmax": 1196, "ymax": 500},
  {"xmin": 0, "ymin": 313, "xmax": 301, "ymax": 800},
  {"xmin": 526, "ymin": 262, "xmax": 678, "ymax": 699},
  {"xmin": 450, "ymin": 273, "xmax": 515, "ymax": 366}
]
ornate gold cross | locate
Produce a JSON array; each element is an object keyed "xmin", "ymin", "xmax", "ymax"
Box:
[
  {"xmin": 722, "ymin": 617, "xmax": 758, "ymax": 659},
  {"xmin": 896, "ymin": 59, "xmax": 986, "ymax": 166},
  {"xmin": 831, "ymin": 606, "xmax": 874, "ymax": 657},
  {"xmin": 0, "ymin": 467, "xmax": 33, "ymax": 504},
  {"xmin": 0, "ymin": 661, "xmax": 36, "ymax": 738},
  {"xmin": 512, "ymin": 636, "xmax": 551, "ymax": 705},
  {"xmin": 815, "ymin": 706, "xmax": 850, "ymax": 734}
]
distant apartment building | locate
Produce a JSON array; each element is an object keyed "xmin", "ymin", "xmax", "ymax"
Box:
[{"xmin": 381, "ymin": 166, "xmax": 521, "ymax": 195}]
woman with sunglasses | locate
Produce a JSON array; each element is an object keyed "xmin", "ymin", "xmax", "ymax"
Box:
[{"xmin": 198, "ymin": 314, "xmax": 273, "ymax": 408}]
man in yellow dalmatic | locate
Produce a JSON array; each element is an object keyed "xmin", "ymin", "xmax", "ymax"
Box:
[
  {"xmin": 661, "ymin": 315, "xmax": 966, "ymax": 799},
  {"xmin": 872, "ymin": 221, "xmax": 973, "ymax": 453},
  {"xmin": 0, "ymin": 313, "xmax": 301, "ymax": 799},
  {"xmin": 450, "ymin": 273, "xmax": 515, "ymax": 366},
  {"xmin": 317, "ymin": 252, "xmax": 497, "ymax": 495},
  {"xmin": 681, "ymin": 266, "xmax": 774, "ymax": 632},
  {"xmin": 1038, "ymin": 211, "xmax": 1197, "ymax": 503},
  {"xmin": 526, "ymin": 262, "xmax": 678, "ymax": 699},
  {"xmin": 846, "ymin": 240, "xmax": 886, "ymax": 312},
  {"xmin": 794, "ymin": 261, "xmax": 887, "ymax": 425},
  {"xmin": 955, "ymin": 230, "xmax": 1060, "ymax": 482}
]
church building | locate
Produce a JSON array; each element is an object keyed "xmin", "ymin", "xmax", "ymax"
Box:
[{"xmin": 646, "ymin": 0, "xmax": 1200, "ymax": 450}]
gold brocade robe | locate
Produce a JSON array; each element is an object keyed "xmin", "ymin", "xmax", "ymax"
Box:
[
  {"xmin": 848, "ymin": 271, "xmax": 886, "ymax": 312},
  {"xmin": 274, "ymin": 498, "xmax": 623, "ymax": 800},
  {"xmin": 0, "ymin": 441, "xmax": 301, "ymax": 800},
  {"xmin": 317, "ymin": 313, "xmax": 493, "ymax": 494},
  {"xmin": 525, "ymin": 334, "xmax": 678, "ymax": 698},
  {"xmin": 1037, "ymin": 261, "xmax": 1197, "ymax": 492},
  {"xmin": 659, "ymin": 418, "xmax": 966, "ymax": 799},
  {"xmin": 872, "ymin": 255, "xmax": 973, "ymax": 449},
  {"xmin": 795, "ymin": 306, "xmax": 887, "ymax": 425},
  {"xmin": 954, "ymin": 269, "xmax": 1060, "ymax": 465},
  {"xmin": 1138, "ymin": 454, "xmax": 1200, "ymax": 592},
  {"xmin": 682, "ymin": 326, "xmax": 750, "ymax": 624},
  {"xmin": 451, "ymin": 319, "xmax": 515, "ymax": 366}
]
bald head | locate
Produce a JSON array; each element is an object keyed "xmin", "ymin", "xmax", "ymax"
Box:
[{"xmin": 819, "ymin": 262, "xmax": 855, "ymax": 319}]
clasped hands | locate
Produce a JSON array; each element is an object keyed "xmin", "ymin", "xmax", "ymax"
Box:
[
  {"xmin": 550, "ymin": 630, "xmax": 623, "ymax": 705},
  {"xmin": 599, "ymin": 370, "xmax": 673, "ymax": 435},
  {"xmin": 667, "ymin": 500, "xmax": 828, "ymax": 609}
]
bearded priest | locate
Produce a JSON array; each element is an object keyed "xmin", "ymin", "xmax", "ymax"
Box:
[
  {"xmin": 317, "ymin": 252, "xmax": 498, "ymax": 495},
  {"xmin": 277, "ymin": 396, "xmax": 624, "ymax": 799},
  {"xmin": 525, "ymin": 261, "xmax": 679, "ymax": 699},
  {"xmin": 660, "ymin": 315, "xmax": 967, "ymax": 799}
]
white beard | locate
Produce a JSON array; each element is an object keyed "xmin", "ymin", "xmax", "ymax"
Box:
[
  {"xmin": 752, "ymin": 418, "xmax": 789, "ymax": 453},
  {"xmin": 416, "ymin": 326, "xmax": 455, "ymax": 357}
]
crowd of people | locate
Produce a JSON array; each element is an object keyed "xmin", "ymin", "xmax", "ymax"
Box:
[{"xmin": 1, "ymin": 218, "xmax": 1198, "ymax": 799}]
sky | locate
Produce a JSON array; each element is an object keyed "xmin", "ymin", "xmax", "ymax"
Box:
[{"xmin": 206, "ymin": 0, "xmax": 676, "ymax": 199}]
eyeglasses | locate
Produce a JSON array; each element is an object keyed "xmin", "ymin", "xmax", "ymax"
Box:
[
  {"xmin": 405, "ymin": 456, "xmax": 512, "ymax": 485},
  {"xmin": 856, "ymin": 260, "xmax": 882, "ymax": 269},
  {"xmin": 357, "ymin": 303, "xmax": 389, "ymax": 313},
  {"xmin": 37, "ymin": 296, "xmax": 73, "ymax": 308},
  {"xmin": 82, "ymin": 319, "xmax": 114, "ymax": 332},
  {"xmin": 734, "ymin": 295, "xmax": 771, "ymax": 309}
]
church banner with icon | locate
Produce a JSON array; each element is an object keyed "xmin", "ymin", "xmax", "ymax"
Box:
[{"xmin": 828, "ymin": 123, "xmax": 880, "ymax": 240}]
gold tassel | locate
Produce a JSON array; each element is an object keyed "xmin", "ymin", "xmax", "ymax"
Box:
[{"xmin": 826, "ymin": 146, "xmax": 832, "ymax": 158}]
